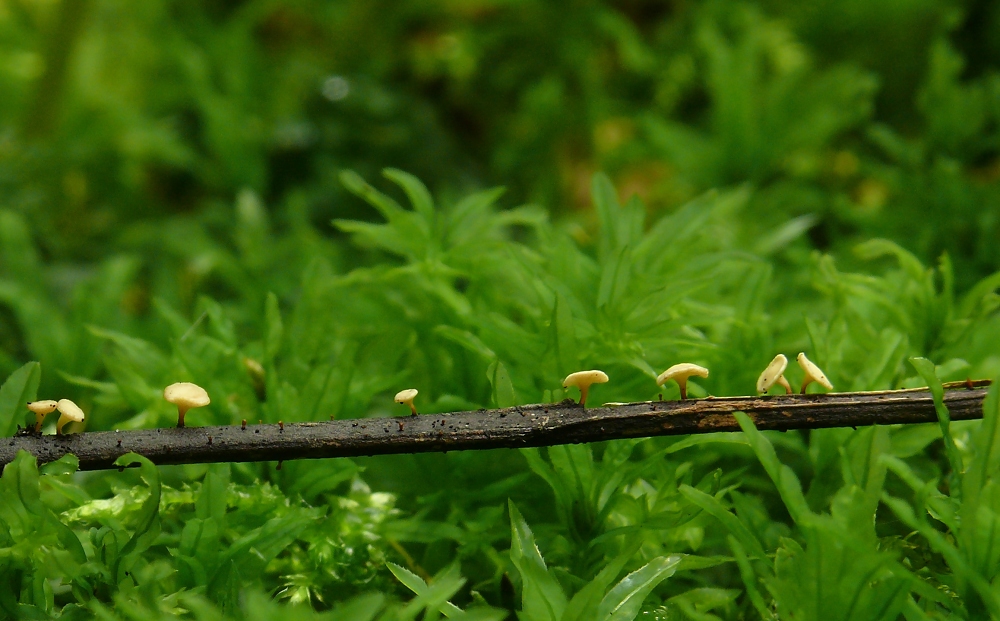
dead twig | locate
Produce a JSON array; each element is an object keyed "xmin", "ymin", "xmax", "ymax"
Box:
[{"xmin": 1, "ymin": 382, "xmax": 990, "ymax": 472}]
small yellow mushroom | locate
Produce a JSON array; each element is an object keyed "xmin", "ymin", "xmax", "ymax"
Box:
[
  {"xmin": 797, "ymin": 353, "xmax": 833, "ymax": 394},
  {"xmin": 395, "ymin": 389, "xmax": 419, "ymax": 416},
  {"xmin": 757, "ymin": 354, "xmax": 793, "ymax": 395},
  {"xmin": 26, "ymin": 400, "xmax": 58, "ymax": 432},
  {"xmin": 164, "ymin": 382, "xmax": 211, "ymax": 428},
  {"xmin": 656, "ymin": 363, "xmax": 709, "ymax": 400},
  {"xmin": 562, "ymin": 370, "xmax": 609, "ymax": 407},
  {"xmin": 55, "ymin": 399, "xmax": 85, "ymax": 435}
]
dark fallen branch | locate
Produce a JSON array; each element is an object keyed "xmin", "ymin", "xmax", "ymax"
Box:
[{"xmin": 1, "ymin": 382, "xmax": 991, "ymax": 472}]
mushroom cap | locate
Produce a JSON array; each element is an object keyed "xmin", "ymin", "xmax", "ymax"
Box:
[
  {"xmin": 756, "ymin": 354, "xmax": 789, "ymax": 394},
  {"xmin": 394, "ymin": 388, "xmax": 419, "ymax": 404},
  {"xmin": 797, "ymin": 353, "xmax": 833, "ymax": 390},
  {"xmin": 656, "ymin": 363, "xmax": 709, "ymax": 386},
  {"xmin": 56, "ymin": 399, "xmax": 85, "ymax": 422},
  {"xmin": 27, "ymin": 400, "xmax": 58, "ymax": 415},
  {"xmin": 163, "ymin": 382, "xmax": 211, "ymax": 409},
  {"xmin": 563, "ymin": 370, "xmax": 609, "ymax": 388}
]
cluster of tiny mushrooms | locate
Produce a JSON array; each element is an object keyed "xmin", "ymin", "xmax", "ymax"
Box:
[
  {"xmin": 26, "ymin": 382, "xmax": 211, "ymax": 435},
  {"xmin": 24, "ymin": 355, "xmax": 829, "ymax": 434},
  {"xmin": 394, "ymin": 352, "xmax": 832, "ymax": 414}
]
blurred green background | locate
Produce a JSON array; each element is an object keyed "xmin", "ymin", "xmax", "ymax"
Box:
[
  {"xmin": 3, "ymin": 0, "xmax": 1000, "ymax": 618},
  {"xmin": 3, "ymin": 0, "xmax": 999, "ymax": 272}
]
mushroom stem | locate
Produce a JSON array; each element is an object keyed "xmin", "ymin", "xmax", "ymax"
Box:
[
  {"xmin": 177, "ymin": 406, "xmax": 189, "ymax": 428},
  {"xmin": 34, "ymin": 413, "xmax": 45, "ymax": 433},
  {"xmin": 56, "ymin": 417, "xmax": 74, "ymax": 434},
  {"xmin": 578, "ymin": 386, "xmax": 590, "ymax": 407},
  {"xmin": 777, "ymin": 376, "xmax": 793, "ymax": 395},
  {"xmin": 408, "ymin": 403, "xmax": 418, "ymax": 416},
  {"xmin": 677, "ymin": 378, "xmax": 688, "ymax": 401}
]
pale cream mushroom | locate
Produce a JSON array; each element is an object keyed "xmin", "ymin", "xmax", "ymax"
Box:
[
  {"xmin": 756, "ymin": 354, "xmax": 793, "ymax": 395},
  {"xmin": 55, "ymin": 399, "xmax": 85, "ymax": 435},
  {"xmin": 797, "ymin": 353, "xmax": 833, "ymax": 394},
  {"xmin": 563, "ymin": 370, "xmax": 609, "ymax": 407},
  {"xmin": 26, "ymin": 400, "xmax": 58, "ymax": 432},
  {"xmin": 395, "ymin": 388, "xmax": 419, "ymax": 416},
  {"xmin": 656, "ymin": 363, "xmax": 709, "ymax": 400},
  {"xmin": 164, "ymin": 382, "xmax": 211, "ymax": 428}
]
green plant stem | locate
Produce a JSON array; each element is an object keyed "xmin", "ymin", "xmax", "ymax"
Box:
[{"xmin": 0, "ymin": 383, "xmax": 990, "ymax": 472}]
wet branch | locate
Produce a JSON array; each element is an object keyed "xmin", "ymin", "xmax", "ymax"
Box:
[{"xmin": 1, "ymin": 383, "xmax": 990, "ymax": 472}]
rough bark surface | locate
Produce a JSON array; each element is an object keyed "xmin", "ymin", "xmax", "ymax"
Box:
[{"xmin": 2, "ymin": 385, "xmax": 989, "ymax": 471}]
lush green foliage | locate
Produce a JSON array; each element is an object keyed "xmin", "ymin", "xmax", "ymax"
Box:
[{"xmin": 2, "ymin": 0, "xmax": 1000, "ymax": 618}]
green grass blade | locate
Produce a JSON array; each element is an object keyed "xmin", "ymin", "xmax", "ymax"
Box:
[
  {"xmin": 508, "ymin": 500, "xmax": 567, "ymax": 621},
  {"xmin": 909, "ymin": 357, "xmax": 963, "ymax": 481},
  {"xmin": 596, "ymin": 555, "xmax": 682, "ymax": 621},
  {"xmin": 0, "ymin": 362, "xmax": 40, "ymax": 437},
  {"xmin": 734, "ymin": 412, "xmax": 811, "ymax": 523}
]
